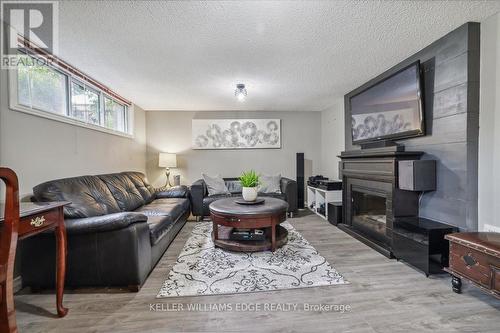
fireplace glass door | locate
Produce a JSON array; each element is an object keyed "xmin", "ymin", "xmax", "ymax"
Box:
[{"xmin": 352, "ymin": 190, "xmax": 388, "ymax": 245}]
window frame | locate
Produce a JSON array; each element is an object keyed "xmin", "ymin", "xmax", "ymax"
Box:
[
  {"xmin": 70, "ymin": 78, "xmax": 103, "ymax": 125},
  {"xmin": 15, "ymin": 55, "xmax": 70, "ymax": 117},
  {"xmin": 103, "ymin": 94, "xmax": 129, "ymax": 133},
  {"xmin": 8, "ymin": 51, "xmax": 134, "ymax": 138}
]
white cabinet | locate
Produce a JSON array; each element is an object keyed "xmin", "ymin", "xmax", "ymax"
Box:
[{"xmin": 307, "ymin": 185, "xmax": 342, "ymax": 220}]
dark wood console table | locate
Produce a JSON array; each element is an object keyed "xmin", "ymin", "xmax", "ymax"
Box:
[{"xmin": 0, "ymin": 200, "xmax": 70, "ymax": 333}]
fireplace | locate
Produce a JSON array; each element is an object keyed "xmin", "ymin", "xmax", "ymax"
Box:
[
  {"xmin": 339, "ymin": 148, "xmax": 422, "ymax": 257},
  {"xmin": 352, "ymin": 189, "xmax": 388, "ymax": 246}
]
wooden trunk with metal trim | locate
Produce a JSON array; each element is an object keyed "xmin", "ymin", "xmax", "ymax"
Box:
[{"xmin": 444, "ymin": 232, "xmax": 500, "ymax": 298}]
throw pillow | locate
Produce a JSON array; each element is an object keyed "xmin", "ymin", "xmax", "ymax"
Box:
[
  {"xmin": 225, "ymin": 179, "xmax": 242, "ymax": 193},
  {"xmin": 202, "ymin": 174, "xmax": 230, "ymax": 196},
  {"xmin": 259, "ymin": 174, "xmax": 282, "ymax": 194}
]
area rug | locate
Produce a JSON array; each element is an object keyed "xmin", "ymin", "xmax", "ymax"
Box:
[{"xmin": 157, "ymin": 221, "xmax": 348, "ymax": 298}]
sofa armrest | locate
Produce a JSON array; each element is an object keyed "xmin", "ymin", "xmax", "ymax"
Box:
[
  {"xmin": 64, "ymin": 212, "xmax": 148, "ymax": 235},
  {"xmin": 155, "ymin": 185, "xmax": 189, "ymax": 199},
  {"xmin": 281, "ymin": 177, "xmax": 298, "ymax": 213},
  {"xmin": 190, "ymin": 179, "xmax": 207, "ymax": 216}
]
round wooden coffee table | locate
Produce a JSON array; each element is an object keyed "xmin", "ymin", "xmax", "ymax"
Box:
[{"xmin": 209, "ymin": 197, "xmax": 288, "ymax": 252}]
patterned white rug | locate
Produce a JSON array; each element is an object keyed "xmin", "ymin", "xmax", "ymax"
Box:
[{"xmin": 157, "ymin": 221, "xmax": 348, "ymax": 298}]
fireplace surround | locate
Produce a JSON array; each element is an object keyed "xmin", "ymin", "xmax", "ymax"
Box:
[{"xmin": 339, "ymin": 148, "xmax": 423, "ymax": 257}]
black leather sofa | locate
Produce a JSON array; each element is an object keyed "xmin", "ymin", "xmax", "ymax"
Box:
[
  {"xmin": 21, "ymin": 171, "xmax": 190, "ymax": 291},
  {"xmin": 191, "ymin": 177, "xmax": 297, "ymax": 220}
]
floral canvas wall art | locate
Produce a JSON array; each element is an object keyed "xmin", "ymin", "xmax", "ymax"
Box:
[{"xmin": 192, "ymin": 119, "xmax": 281, "ymax": 149}]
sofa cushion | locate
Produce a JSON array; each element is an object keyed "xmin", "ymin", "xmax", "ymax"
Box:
[
  {"xmin": 146, "ymin": 215, "xmax": 175, "ymax": 245},
  {"xmin": 202, "ymin": 193, "xmax": 232, "ymax": 215},
  {"xmin": 123, "ymin": 172, "xmax": 156, "ymax": 203},
  {"xmin": 98, "ymin": 173, "xmax": 145, "ymax": 211},
  {"xmin": 136, "ymin": 198, "xmax": 190, "ymax": 245},
  {"xmin": 202, "ymin": 174, "xmax": 230, "ymax": 196},
  {"xmin": 64, "ymin": 212, "xmax": 148, "ymax": 235},
  {"xmin": 135, "ymin": 198, "xmax": 190, "ymax": 223},
  {"xmin": 259, "ymin": 174, "xmax": 282, "ymax": 194},
  {"xmin": 259, "ymin": 192, "xmax": 287, "ymax": 200},
  {"xmin": 33, "ymin": 176, "xmax": 121, "ymax": 218},
  {"xmin": 225, "ymin": 179, "xmax": 242, "ymax": 194}
]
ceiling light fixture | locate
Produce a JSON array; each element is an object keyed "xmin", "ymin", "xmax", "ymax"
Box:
[{"xmin": 234, "ymin": 83, "xmax": 247, "ymax": 102}]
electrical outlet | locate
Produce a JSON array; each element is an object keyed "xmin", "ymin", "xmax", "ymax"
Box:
[{"xmin": 483, "ymin": 224, "xmax": 500, "ymax": 233}]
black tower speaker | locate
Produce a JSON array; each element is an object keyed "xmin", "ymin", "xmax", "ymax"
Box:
[{"xmin": 296, "ymin": 153, "xmax": 305, "ymax": 209}]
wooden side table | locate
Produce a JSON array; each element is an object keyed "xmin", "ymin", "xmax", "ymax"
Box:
[
  {"xmin": 1, "ymin": 199, "xmax": 70, "ymax": 333},
  {"xmin": 209, "ymin": 198, "xmax": 288, "ymax": 252}
]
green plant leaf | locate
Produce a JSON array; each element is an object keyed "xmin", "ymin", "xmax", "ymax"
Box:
[{"xmin": 239, "ymin": 170, "xmax": 260, "ymax": 187}]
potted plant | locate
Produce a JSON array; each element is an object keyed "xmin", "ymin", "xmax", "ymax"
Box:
[{"xmin": 239, "ymin": 170, "xmax": 260, "ymax": 202}]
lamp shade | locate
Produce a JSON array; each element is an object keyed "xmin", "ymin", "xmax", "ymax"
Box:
[{"xmin": 159, "ymin": 153, "xmax": 177, "ymax": 168}]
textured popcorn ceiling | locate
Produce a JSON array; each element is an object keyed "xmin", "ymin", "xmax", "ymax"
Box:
[{"xmin": 57, "ymin": 0, "xmax": 500, "ymax": 111}]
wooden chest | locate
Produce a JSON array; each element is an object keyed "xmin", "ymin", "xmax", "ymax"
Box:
[{"xmin": 445, "ymin": 232, "xmax": 500, "ymax": 298}]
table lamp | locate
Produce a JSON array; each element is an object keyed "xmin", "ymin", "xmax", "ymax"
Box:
[{"xmin": 159, "ymin": 152, "xmax": 177, "ymax": 188}]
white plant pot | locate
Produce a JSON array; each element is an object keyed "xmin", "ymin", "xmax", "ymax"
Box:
[{"xmin": 242, "ymin": 187, "xmax": 258, "ymax": 201}]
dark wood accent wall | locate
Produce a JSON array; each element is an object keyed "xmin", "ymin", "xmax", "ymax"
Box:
[{"xmin": 343, "ymin": 23, "xmax": 480, "ymax": 231}]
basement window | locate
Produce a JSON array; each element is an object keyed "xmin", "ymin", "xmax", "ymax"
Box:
[
  {"xmin": 71, "ymin": 80, "xmax": 101, "ymax": 125},
  {"xmin": 104, "ymin": 96, "xmax": 127, "ymax": 132},
  {"xmin": 16, "ymin": 57, "xmax": 68, "ymax": 116},
  {"xmin": 9, "ymin": 50, "xmax": 133, "ymax": 137}
]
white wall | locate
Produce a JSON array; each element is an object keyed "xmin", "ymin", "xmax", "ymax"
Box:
[
  {"xmin": 146, "ymin": 111, "xmax": 322, "ymax": 188},
  {"xmin": 478, "ymin": 11, "xmax": 500, "ymax": 232},
  {"xmin": 320, "ymin": 98, "xmax": 345, "ymax": 180},
  {"xmin": 0, "ymin": 69, "xmax": 147, "ymax": 197}
]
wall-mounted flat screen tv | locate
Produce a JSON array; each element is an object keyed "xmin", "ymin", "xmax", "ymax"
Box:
[{"xmin": 350, "ymin": 61, "xmax": 425, "ymax": 145}]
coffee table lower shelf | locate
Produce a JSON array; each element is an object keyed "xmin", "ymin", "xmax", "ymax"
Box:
[{"xmin": 212, "ymin": 225, "xmax": 288, "ymax": 252}]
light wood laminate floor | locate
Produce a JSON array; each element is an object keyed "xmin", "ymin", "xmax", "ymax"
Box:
[{"xmin": 15, "ymin": 212, "xmax": 500, "ymax": 332}]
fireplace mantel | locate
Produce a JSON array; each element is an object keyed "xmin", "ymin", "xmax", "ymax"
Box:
[{"xmin": 339, "ymin": 146, "xmax": 424, "ymax": 158}]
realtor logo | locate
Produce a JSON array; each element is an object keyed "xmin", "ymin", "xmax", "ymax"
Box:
[{"xmin": 1, "ymin": 1, "xmax": 58, "ymax": 68}]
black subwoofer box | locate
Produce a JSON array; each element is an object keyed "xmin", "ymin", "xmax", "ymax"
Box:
[{"xmin": 327, "ymin": 202, "xmax": 342, "ymax": 225}]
